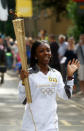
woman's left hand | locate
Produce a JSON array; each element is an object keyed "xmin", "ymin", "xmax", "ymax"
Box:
[{"xmin": 67, "ymin": 59, "xmax": 80, "ymax": 77}]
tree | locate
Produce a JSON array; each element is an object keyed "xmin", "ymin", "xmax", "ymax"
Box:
[
  {"xmin": 33, "ymin": 0, "xmax": 69, "ymax": 21},
  {"xmin": 67, "ymin": 0, "xmax": 84, "ymax": 41}
]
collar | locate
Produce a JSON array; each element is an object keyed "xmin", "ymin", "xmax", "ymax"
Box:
[
  {"xmin": 28, "ymin": 64, "xmax": 52, "ymax": 74},
  {"xmin": 35, "ymin": 64, "xmax": 52, "ymax": 71}
]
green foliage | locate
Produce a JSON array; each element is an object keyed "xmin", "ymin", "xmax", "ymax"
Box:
[
  {"xmin": 32, "ymin": 0, "xmax": 69, "ymax": 21},
  {"xmin": 67, "ymin": 0, "xmax": 84, "ymax": 42},
  {"xmin": 66, "ymin": 0, "xmax": 78, "ymax": 22},
  {"xmin": 67, "ymin": 25, "xmax": 80, "ymax": 42},
  {"xmin": 40, "ymin": 0, "xmax": 69, "ymax": 12}
]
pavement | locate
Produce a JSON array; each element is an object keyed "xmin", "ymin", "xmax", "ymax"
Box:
[
  {"xmin": 71, "ymin": 92, "xmax": 84, "ymax": 109},
  {"xmin": 0, "ymin": 70, "xmax": 24, "ymax": 131},
  {"xmin": 57, "ymin": 97, "xmax": 84, "ymax": 131}
]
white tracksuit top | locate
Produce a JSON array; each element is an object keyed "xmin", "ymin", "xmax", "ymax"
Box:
[{"xmin": 18, "ymin": 68, "xmax": 74, "ymax": 131}]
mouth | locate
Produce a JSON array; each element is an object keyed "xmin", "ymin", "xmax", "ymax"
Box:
[
  {"xmin": 38, "ymin": 56, "xmax": 51, "ymax": 65},
  {"xmin": 43, "ymin": 56, "xmax": 50, "ymax": 61}
]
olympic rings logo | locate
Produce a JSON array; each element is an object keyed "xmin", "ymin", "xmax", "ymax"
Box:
[{"xmin": 41, "ymin": 88, "xmax": 55, "ymax": 95}]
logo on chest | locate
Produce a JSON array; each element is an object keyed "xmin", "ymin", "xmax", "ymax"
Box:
[
  {"xmin": 48, "ymin": 76, "xmax": 57, "ymax": 83},
  {"xmin": 41, "ymin": 87, "xmax": 55, "ymax": 96}
]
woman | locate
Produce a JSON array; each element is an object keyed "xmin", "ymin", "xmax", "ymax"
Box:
[
  {"xmin": 64, "ymin": 37, "xmax": 77, "ymax": 65},
  {"xmin": 0, "ymin": 35, "xmax": 7, "ymax": 84},
  {"xmin": 18, "ymin": 40, "xmax": 80, "ymax": 131},
  {"xmin": 64, "ymin": 37, "xmax": 79, "ymax": 93}
]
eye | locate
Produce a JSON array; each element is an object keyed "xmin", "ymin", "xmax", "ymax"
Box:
[
  {"xmin": 46, "ymin": 48, "xmax": 51, "ymax": 52},
  {"xmin": 39, "ymin": 49, "xmax": 44, "ymax": 53}
]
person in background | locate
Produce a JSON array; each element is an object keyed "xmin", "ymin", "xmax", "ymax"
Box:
[
  {"xmin": 11, "ymin": 40, "xmax": 19, "ymax": 69},
  {"xmin": 75, "ymin": 34, "xmax": 84, "ymax": 94},
  {"xmin": 13, "ymin": 41, "xmax": 21, "ymax": 74},
  {"xmin": 3, "ymin": 37, "xmax": 14, "ymax": 69},
  {"xmin": 49, "ymin": 34, "xmax": 60, "ymax": 71},
  {"xmin": 39, "ymin": 29, "xmax": 48, "ymax": 41},
  {"xmin": 64, "ymin": 37, "xmax": 79, "ymax": 93},
  {"xmin": 18, "ymin": 40, "xmax": 80, "ymax": 131},
  {"xmin": 58, "ymin": 34, "xmax": 68, "ymax": 61},
  {"xmin": 26, "ymin": 37, "xmax": 33, "ymax": 65},
  {"xmin": 58, "ymin": 34, "xmax": 68, "ymax": 82},
  {"xmin": 0, "ymin": 35, "xmax": 7, "ymax": 84}
]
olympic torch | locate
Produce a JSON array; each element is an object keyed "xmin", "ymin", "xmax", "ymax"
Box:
[{"xmin": 13, "ymin": 19, "xmax": 32, "ymax": 103}]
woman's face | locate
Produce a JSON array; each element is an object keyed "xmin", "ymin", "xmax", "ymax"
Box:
[
  {"xmin": 68, "ymin": 39, "xmax": 74, "ymax": 49},
  {"xmin": 68, "ymin": 39, "xmax": 73, "ymax": 45},
  {"xmin": 35, "ymin": 43, "xmax": 51, "ymax": 65}
]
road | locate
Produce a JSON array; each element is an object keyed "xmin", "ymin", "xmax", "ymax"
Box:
[
  {"xmin": 58, "ymin": 98, "xmax": 84, "ymax": 131},
  {"xmin": 0, "ymin": 72, "xmax": 84, "ymax": 131}
]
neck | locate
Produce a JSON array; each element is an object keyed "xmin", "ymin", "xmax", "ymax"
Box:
[{"xmin": 37, "ymin": 63, "xmax": 49, "ymax": 74}]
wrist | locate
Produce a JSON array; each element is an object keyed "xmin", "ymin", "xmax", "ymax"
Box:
[{"xmin": 67, "ymin": 76, "xmax": 74, "ymax": 80}]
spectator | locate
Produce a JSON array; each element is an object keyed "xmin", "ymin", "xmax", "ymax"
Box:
[
  {"xmin": 0, "ymin": 35, "xmax": 7, "ymax": 84},
  {"xmin": 58, "ymin": 34, "xmax": 68, "ymax": 61},
  {"xmin": 11, "ymin": 40, "xmax": 19, "ymax": 69},
  {"xmin": 75, "ymin": 34, "xmax": 84, "ymax": 93},
  {"xmin": 5, "ymin": 37, "xmax": 13, "ymax": 69},
  {"xmin": 64, "ymin": 37, "xmax": 79, "ymax": 93},
  {"xmin": 39, "ymin": 29, "xmax": 48, "ymax": 41},
  {"xmin": 49, "ymin": 34, "xmax": 60, "ymax": 71},
  {"xmin": 58, "ymin": 34, "xmax": 68, "ymax": 82},
  {"xmin": 26, "ymin": 37, "xmax": 33, "ymax": 65},
  {"xmin": 64, "ymin": 37, "xmax": 77, "ymax": 65}
]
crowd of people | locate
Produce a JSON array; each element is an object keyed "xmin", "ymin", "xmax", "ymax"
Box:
[{"xmin": 0, "ymin": 30, "xmax": 84, "ymax": 95}]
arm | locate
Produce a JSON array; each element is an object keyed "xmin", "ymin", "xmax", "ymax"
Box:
[
  {"xmin": 56, "ymin": 73, "xmax": 74, "ymax": 100},
  {"xmin": 18, "ymin": 70, "xmax": 28, "ymax": 104},
  {"xmin": 18, "ymin": 80, "xmax": 26, "ymax": 104},
  {"xmin": 57, "ymin": 59, "xmax": 80, "ymax": 100}
]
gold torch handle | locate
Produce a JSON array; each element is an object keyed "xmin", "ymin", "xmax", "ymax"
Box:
[{"xmin": 13, "ymin": 19, "xmax": 32, "ymax": 103}]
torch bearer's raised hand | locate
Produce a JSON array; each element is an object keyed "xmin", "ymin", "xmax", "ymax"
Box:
[{"xmin": 67, "ymin": 59, "xmax": 80, "ymax": 77}]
